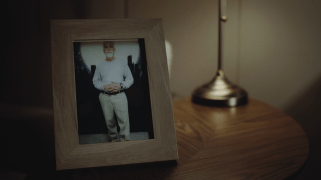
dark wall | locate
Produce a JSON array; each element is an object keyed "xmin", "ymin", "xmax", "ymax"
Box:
[
  {"xmin": 3, "ymin": 0, "xmax": 86, "ymax": 108},
  {"xmin": 1, "ymin": 0, "xmax": 86, "ymax": 173}
]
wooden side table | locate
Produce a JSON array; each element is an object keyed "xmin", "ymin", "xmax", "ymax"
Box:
[
  {"xmin": 23, "ymin": 97, "xmax": 309, "ymax": 180},
  {"xmin": 172, "ymin": 97, "xmax": 309, "ymax": 179}
]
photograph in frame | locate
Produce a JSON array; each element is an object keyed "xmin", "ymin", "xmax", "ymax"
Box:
[
  {"xmin": 74, "ymin": 39, "xmax": 154, "ymax": 144},
  {"xmin": 51, "ymin": 19, "xmax": 178, "ymax": 170}
]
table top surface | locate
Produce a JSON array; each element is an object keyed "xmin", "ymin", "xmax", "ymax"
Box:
[
  {"xmin": 171, "ymin": 97, "xmax": 309, "ymax": 179},
  {"xmin": 23, "ymin": 97, "xmax": 309, "ymax": 180}
]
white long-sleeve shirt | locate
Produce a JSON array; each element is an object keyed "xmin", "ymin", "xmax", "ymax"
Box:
[{"xmin": 93, "ymin": 58, "xmax": 134, "ymax": 91}]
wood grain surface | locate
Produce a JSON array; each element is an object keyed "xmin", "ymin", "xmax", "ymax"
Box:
[
  {"xmin": 172, "ymin": 97, "xmax": 309, "ymax": 179},
  {"xmin": 47, "ymin": 97, "xmax": 308, "ymax": 180}
]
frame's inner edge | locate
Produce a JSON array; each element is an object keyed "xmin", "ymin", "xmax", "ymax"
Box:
[{"xmin": 74, "ymin": 39, "xmax": 139, "ymax": 42}]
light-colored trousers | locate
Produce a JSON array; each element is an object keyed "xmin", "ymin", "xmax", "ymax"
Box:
[{"xmin": 99, "ymin": 92, "xmax": 130, "ymax": 140}]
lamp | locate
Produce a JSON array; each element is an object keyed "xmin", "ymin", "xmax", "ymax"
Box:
[{"xmin": 192, "ymin": 0, "xmax": 248, "ymax": 107}]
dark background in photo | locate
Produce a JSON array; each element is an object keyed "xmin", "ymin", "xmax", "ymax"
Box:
[{"xmin": 73, "ymin": 39, "xmax": 154, "ymax": 139}]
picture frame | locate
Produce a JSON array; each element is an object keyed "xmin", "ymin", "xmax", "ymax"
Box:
[{"xmin": 51, "ymin": 19, "xmax": 178, "ymax": 170}]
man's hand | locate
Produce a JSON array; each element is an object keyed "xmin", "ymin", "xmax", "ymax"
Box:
[
  {"xmin": 111, "ymin": 82, "xmax": 121, "ymax": 90},
  {"xmin": 104, "ymin": 82, "xmax": 121, "ymax": 93},
  {"xmin": 104, "ymin": 84, "xmax": 114, "ymax": 91}
]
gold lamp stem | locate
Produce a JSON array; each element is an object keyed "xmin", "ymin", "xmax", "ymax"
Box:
[
  {"xmin": 192, "ymin": 0, "xmax": 248, "ymax": 107},
  {"xmin": 218, "ymin": 0, "xmax": 227, "ymax": 70},
  {"xmin": 218, "ymin": 0, "xmax": 223, "ymax": 70}
]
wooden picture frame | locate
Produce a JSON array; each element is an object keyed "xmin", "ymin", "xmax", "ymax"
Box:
[{"xmin": 51, "ymin": 19, "xmax": 178, "ymax": 170}]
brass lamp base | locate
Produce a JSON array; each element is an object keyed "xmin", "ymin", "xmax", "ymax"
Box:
[{"xmin": 192, "ymin": 70, "xmax": 248, "ymax": 107}]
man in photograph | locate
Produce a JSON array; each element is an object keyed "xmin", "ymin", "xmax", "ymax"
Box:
[{"xmin": 93, "ymin": 41, "xmax": 134, "ymax": 142}]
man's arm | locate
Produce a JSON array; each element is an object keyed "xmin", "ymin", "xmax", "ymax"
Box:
[
  {"xmin": 122, "ymin": 64, "xmax": 134, "ymax": 89},
  {"xmin": 92, "ymin": 67, "xmax": 105, "ymax": 91}
]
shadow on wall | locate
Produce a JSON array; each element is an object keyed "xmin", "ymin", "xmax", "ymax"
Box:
[
  {"xmin": 285, "ymin": 74, "xmax": 321, "ymax": 132},
  {"xmin": 284, "ymin": 74, "xmax": 321, "ymax": 179}
]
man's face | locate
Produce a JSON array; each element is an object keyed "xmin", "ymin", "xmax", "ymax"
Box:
[{"xmin": 103, "ymin": 42, "xmax": 115, "ymax": 57}]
